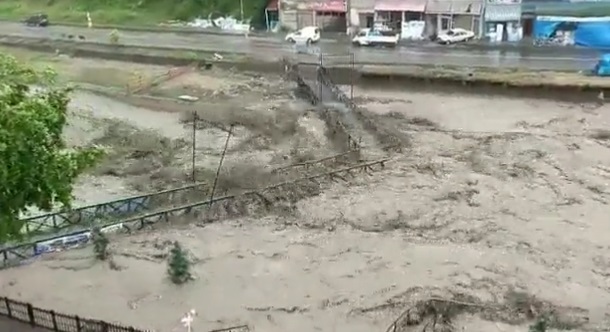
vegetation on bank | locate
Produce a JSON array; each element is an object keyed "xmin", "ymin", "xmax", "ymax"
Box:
[
  {"xmin": 0, "ymin": 0, "xmax": 269, "ymax": 27},
  {"xmin": 0, "ymin": 53, "xmax": 103, "ymax": 243}
]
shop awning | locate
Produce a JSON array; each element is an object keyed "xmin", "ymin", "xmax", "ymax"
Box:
[
  {"xmin": 425, "ymin": 0, "xmax": 483, "ymax": 14},
  {"xmin": 266, "ymin": 0, "xmax": 278, "ymax": 11},
  {"xmin": 485, "ymin": 4, "xmax": 521, "ymax": 21},
  {"xmin": 425, "ymin": 0, "xmax": 452, "ymax": 13},
  {"xmin": 452, "ymin": 0, "xmax": 483, "ymax": 14},
  {"xmin": 310, "ymin": 0, "xmax": 346, "ymax": 12},
  {"xmin": 375, "ymin": 0, "xmax": 426, "ymax": 12}
]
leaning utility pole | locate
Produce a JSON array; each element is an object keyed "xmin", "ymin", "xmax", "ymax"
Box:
[{"xmin": 208, "ymin": 124, "xmax": 234, "ymax": 210}]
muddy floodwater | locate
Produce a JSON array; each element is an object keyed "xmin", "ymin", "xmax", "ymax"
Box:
[{"xmin": 3, "ymin": 65, "xmax": 610, "ymax": 332}]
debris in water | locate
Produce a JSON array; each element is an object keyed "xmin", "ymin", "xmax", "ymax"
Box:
[{"xmin": 178, "ymin": 95, "xmax": 199, "ymax": 102}]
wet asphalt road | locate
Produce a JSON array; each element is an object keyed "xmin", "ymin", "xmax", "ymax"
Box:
[{"xmin": 0, "ymin": 21, "xmax": 604, "ymax": 71}]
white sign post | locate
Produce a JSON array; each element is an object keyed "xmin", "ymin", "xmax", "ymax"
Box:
[{"xmin": 181, "ymin": 309, "xmax": 197, "ymax": 332}]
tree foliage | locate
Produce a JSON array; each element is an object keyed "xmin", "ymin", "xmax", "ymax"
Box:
[
  {"xmin": 0, "ymin": 54, "xmax": 102, "ymax": 243},
  {"xmin": 167, "ymin": 241, "xmax": 192, "ymax": 284}
]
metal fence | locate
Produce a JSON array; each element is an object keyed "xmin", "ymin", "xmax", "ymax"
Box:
[
  {"xmin": 17, "ymin": 182, "xmax": 208, "ymax": 238},
  {"xmin": 0, "ymin": 296, "xmax": 149, "ymax": 332},
  {"xmin": 1, "ymin": 159, "xmax": 387, "ymax": 267}
]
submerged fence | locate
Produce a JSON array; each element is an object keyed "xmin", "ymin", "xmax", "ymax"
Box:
[
  {"xmin": 17, "ymin": 182, "xmax": 208, "ymax": 238},
  {"xmin": 0, "ymin": 296, "xmax": 149, "ymax": 332}
]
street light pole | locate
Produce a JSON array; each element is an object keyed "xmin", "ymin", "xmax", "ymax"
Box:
[
  {"xmin": 240, "ymin": 0, "xmax": 244, "ymax": 21},
  {"xmin": 345, "ymin": 0, "xmax": 351, "ymax": 35}
]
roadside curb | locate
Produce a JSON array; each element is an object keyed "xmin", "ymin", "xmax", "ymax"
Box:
[{"xmin": 0, "ymin": 19, "xmax": 268, "ymax": 37}]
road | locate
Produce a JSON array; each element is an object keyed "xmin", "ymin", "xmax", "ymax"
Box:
[{"xmin": 0, "ymin": 21, "xmax": 603, "ymax": 71}]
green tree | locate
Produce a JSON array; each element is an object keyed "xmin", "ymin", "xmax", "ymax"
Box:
[
  {"xmin": 167, "ymin": 241, "xmax": 192, "ymax": 284},
  {"xmin": 0, "ymin": 54, "xmax": 102, "ymax": 243}
]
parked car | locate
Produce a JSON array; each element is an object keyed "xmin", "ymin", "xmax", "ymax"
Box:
[
  {"xmin": 285, "ymin": 26, "xmax": 321, "ymax": 44},
  {"xmin": 352, "ymin": 28, "xmax": 400, "ymax": 47},
  {"xmin": 436, "ymin": 28, "xmax": 475, "ymax": 44},
  {"xmin": 24, "ymin": 13, "xmax": 49, "ymax": 27}
]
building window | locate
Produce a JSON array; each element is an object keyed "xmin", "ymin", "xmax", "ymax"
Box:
[{"xmin": 441, "ymin": 17, "xmax": 451, "ymax": 30}]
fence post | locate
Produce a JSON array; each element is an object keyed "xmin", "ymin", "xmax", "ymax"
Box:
[
  {"xmin": 26, "ymin": 303, "xmax": 35, "ymax": 326},
  {"xmin": 50, "ymin": 310, "xmax": 58, "ymax": 331},
  {"xmin": 75, "ymin": 315, "xmax": 82, "ymax": 332},
  {"xmin": 4, "ymin": 298, "xmax": 11, "ymax": 318}
]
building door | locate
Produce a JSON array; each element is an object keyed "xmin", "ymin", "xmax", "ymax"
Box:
[
  {"xmin": 522, "ymin": 16, "xmax": 534, "ymax": 37},
  {"xmin": 440, "ymin": 15, "xmax": 452, "ymax": 30}
]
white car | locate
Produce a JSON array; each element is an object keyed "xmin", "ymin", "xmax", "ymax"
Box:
[
  {"xmin": 352, "ymin": 28, "xmax": 400, "ymax": 47},
  {"xmin": 285, "ymin": 26, "xmax": 321, "ymax": 44},
  {"xmin": 436, "ymin": 28, "xmax": 475, "ymax": 44}
]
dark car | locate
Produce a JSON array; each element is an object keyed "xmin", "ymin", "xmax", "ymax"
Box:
[{"xmin": 24, "ymin": 13, "xmax": 49, "ymax": 27}]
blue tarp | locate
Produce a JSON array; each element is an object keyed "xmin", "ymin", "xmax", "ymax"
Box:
[{"xmin": 534, "ymin": 16, "xmax": 610, "ymax": 48}]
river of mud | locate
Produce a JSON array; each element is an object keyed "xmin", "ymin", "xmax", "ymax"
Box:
[{"xmin": 3, "ymin": 77, "xmax": 610, "ymax": 332}]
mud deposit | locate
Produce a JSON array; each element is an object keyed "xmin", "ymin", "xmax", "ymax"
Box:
[{"xmin": 4, "ymin": 73, "xmax": 610, "ymax": 332}]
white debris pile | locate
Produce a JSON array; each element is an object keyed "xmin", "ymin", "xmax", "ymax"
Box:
[{"xmin": 160, "ymin": 15, "xmax": 251, "ymax": 32}]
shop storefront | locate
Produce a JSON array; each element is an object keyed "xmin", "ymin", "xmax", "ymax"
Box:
[
  {"xmin": 279, "ymin": 0, "xmax": 346, "ymax": 31},
  {"xmin": 374, "ymin": 0, "xmax": 426, "ymax": 39},
  {"xmin": 349, "ymin": 0, "xmax": 375, "ymax": 29},
  {"xmin": 424, "ymin": 0, "xmax": 484, "ymax": 37},
  {"xmin": 484, "ymin": 0, "xmax": 523, "ymax": 42}
]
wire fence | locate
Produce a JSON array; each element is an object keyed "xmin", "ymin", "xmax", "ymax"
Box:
[{"xmin": 0, "ymin": 296, "xmax": 149, "ymax": 332}]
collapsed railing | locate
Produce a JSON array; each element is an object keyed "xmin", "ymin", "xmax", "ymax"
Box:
[
  {"xmin": 271, "ymin": 149, "xmax": 358, "ymax": 175},
  {"xmin": 283, "ymin": 56, "xmax": 362, "ymax": 154},
  {"xmin": 1, "ymin": 159, "xmax": 389, "ymax": 267},
  {"xmin": 317, "ymin": 62, "xmax": 407, "ymax": 151}
]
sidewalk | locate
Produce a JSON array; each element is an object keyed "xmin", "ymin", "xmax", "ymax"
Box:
[{"xmin": 396, "ymin": 39, "xmax": 605, "ymax": 57}]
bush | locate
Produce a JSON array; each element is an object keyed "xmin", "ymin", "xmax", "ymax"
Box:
[
  {"xmin": 109, "ymin": 29, "xmax": 120, "ymax": 44},
  {"xmin": 167, "ymin": 241, "xmax": 192, "ymax": 284},
  {"xmin": 92, "ymin": 227, "xmax": 110, "ymax": 260},
  {"xmin": 529, "ymin": 316, "xmax": 548, "ymax": 332}
]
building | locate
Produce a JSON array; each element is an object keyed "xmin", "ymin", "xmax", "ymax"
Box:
[
  {"xmin": 265, "ymin": 0, "xmax": 280, "ymax": 30},
  {"xmin": 279, "ymin": 0, "xmax": 347, "ymax": 31},
  {"xmin": 484, "ymin": 0, "xmax": 522, "ymax": 41},
  {"xmin": 521, "ymin": 0, "xmax": 610, "ymax": 37},
  {"xmin": 373, "ymin": 0, "xmax": 426, "ymax": 30},
  {"xmin": 349, "ymin": 0, "xmax": 375, "ymax": 28},
  {"xmin": 424, "ymin": 0, "xmax": 485, "ymax": 36}
]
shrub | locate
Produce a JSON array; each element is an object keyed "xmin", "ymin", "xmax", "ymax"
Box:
[
  {"xmin": 529, "ymin": 316, "xmax": 548, "ymax": 332},
  {"xmin": 167, "ymin": 241, "xmax": 192, "ymax": 284},
  {"xmin": 109, "ymin": 29, "xmax": 120, "ymax": 44},
  {"xmin": 92, "ymin": 227, "xmax": 110, "ymax": 260}
]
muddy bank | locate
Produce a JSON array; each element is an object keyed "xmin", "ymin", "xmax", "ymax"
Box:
[{"xmin": 1, "ymin": 35, "xmax": 608, "ymax": 102}]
